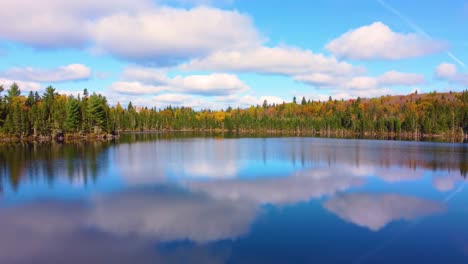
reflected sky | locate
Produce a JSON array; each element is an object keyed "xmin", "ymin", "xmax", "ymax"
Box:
[
  {"xmin": 0, "ymin": 134, "xmax": 467, "ymax": 263},
  {"xmin": 323, "ymin": 193, "xmax": 446, "ymax": 231}
]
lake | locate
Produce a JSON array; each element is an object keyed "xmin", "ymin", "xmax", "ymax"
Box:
[{"xmin": 0, "ymin": 133, "xmax": 467, "ymax": 264}]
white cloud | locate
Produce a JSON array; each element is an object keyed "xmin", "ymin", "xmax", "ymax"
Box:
[
  {"xmin": 324, "ymin": 193, "xmax": 446, "ymax": 231},
  {"xmin": 122, "ymin": 67, "xmax": 168, "ymax": 85},
  {"xmin": 111, "ymin": 70, "xmax": 249, "ymax": 96},
  {"xmin": 125, "ymin": 93, "xmax": 225, "ymax": 109},
  {"xmin": 0, "ymin": 0, "xmax": 152, "ymax": 48},
  {"xmin": 295, "ymin": 70, "xmax": 425, "ymax": 99},
  {"xmin": 0, "ymin": 1, "xmax": 260, "ymax": 65},
  {"xmin": 237, "ymin": 95, "xmax": 285, "ymax": 106},
  {"xmin": 110, "ymin": 82, "xmax": 166, "ymax": 95},
  {"xmin": 182, "ymin": 46, "xmax": 363, "ymax": 76},
  {"xmin": 435, "ymin": 63, "xmax": 457, "ymax": 78},
  {"xmin": 104, "ymin": 91, "xmax": 223, "ymax": 109},
  {"xmin": 171, "ymin": 74, "xmax": 249, "ymax": 95},
  {"xmin": 320, "ymin": 88, "xmax": 393, "ymax": 101},
  {"xmin": 2, "ymin": 64, "xmax": 91, "ymax": 83},
  {"xmin": 55, "ymin": 89, "xmax": 83, "ymax": 97},
  {"xmin": 377, "ymin": 70, "xmax": 426, "ymax": 86},
  {"xmin": 435, "ymin": 62, "xmax": 468, "ymax": 86},
  {"xmin": 326, "ymin": 22, "xmax": 446, "ymax": 60},
  {"xmin": 0, "ymin": 79, "xmax": 42, "ymax": 92},
  {"xmin": 150, "ymin": 93, "xmax": 199, "ymax": 105},
  {"xmin": 297, "ymin": 70, "xmax": 424, "ymax": 89},
  {"xmin": 159, "ymin": 0, "xmax": 234, "ymax": 6},
  {"xmin": 91, "ymin": 7, "xmax": 260, "ymax": 63},
  {"xmin": 344, "ymin": 76, "xmax": 378, "ymax": 90}
]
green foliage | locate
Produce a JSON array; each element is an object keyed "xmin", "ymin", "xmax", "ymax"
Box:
[
  {"xmin": 65, "ymin": 96, "xmax": 81, "ymax": 133},
  {"xmin": 7, "ymin": 83, "xmax": 20, "ymax": 104},
  {"xmin": 88, "ymin": 93, "xmax": 109, "ymax": 133},
  {"xmin": 0, "ymin": 84, "xmax": 467, "ymax": 139}
]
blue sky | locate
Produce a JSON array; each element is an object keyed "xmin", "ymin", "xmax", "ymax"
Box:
[{"xmin": 0, "ymin": 0, "xmax": 467, "ymax": 109}]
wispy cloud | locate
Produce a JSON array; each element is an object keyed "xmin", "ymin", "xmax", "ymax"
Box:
[{"xmin": 377, "ymin": 0, "xmax": 467, "ymax": 68}]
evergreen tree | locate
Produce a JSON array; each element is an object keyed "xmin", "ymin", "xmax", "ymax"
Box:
[
  {"xmin": 81, "ymin": 89, "xmax": 90, "ymax": 133},
  {"xmin": 26, "ymin": 91, "xmax": 35, "ymax": 107},
  {"xmin": 7, "ymin": 83, "xmax": 20, "ymax": 104},
  {"xmin": 65, "ymin": 96, "xmax": 81, "ymax": 133},
  {"xmin": 42, "ymin": 86, "xmax": 56, "ymax": 129},
  {"xmin": 88, "ymin": 93, "xmax": 109, "ymax": 133},
  {"xmin": 34, "ymin": 91, "xmax": 41, "ymax": 102}
]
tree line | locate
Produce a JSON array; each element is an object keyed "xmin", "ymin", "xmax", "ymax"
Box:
[{"xmin": 0, "ymin": 83, "xmax": 467, "ymax": 140}]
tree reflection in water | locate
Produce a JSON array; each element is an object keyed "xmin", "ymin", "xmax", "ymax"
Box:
[{"xmin": 0, "ymin": 141, "xmax": 113, "ymax": 191}]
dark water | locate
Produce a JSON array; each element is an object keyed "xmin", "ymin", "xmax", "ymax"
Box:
[{"xmin": 0, "ymin": 133, "xmax": 467, "ymax": 264}]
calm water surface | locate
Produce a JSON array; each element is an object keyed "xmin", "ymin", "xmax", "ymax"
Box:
[{"xmin": 0, "ymin": 133, "xmax": 467, "ymax": 264}]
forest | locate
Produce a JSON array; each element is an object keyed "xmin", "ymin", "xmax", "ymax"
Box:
[{"xmin": 0, "ymin": 82, "xmax": 467, "ymax": 141}]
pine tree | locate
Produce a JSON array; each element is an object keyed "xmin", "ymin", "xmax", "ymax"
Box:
[
  {"xmin": 88, "ymin": 93, "xmax": 109, "ymax": 133},
  {"xmin": 65, "ymin": 96, "xmax": 81, "ymax": 133},
  {"xmin": 42, "ymin": 86, "xmax": 56, "ymax": 131},
  {"xmin": 34, "ymin": 91, "xmax": 41, "ymax": 102},
  {"xmin": 26, "ymin": 91, "xmax": 35, "ymax": 107},
  {"xmin": 7, "ymin": 83, "xmax": 20, "ymax": 104}
]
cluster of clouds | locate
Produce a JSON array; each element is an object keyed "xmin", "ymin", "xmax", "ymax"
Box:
[{"xmin": 0, "ymin": 0, "xmax": 465, "ymax": 108}]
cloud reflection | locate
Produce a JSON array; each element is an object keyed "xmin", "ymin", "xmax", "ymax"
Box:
[
  {"xmin": 433, "ymin": 176, "xmax": 457, "ymax": 192},
  {"xmin": 187, "ymin": 167, "xmax": 365, "ymax": 205},
  {"xmin": 431, "ymin": 171, "xmax": 466, "ymax": 192},
  {"xmin": 89, "ymin": 188, "xmax": 258, "ymax": 242},
  {"xmin": 324, "ymin": 193, "xmax": 446, "ymax": 231},
  {"xmin": 0, "ymin": 191, "xmax": 243, "ymax": 263}
]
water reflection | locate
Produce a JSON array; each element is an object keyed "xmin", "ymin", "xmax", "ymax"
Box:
[
  {"xmin": 0, "ymin": 134, "xmax": 467, "ymax": 263},
  {"xmin": 0, "ymin": 135, "xmax": 467, "ymax": 191},
  {"xmin": 90, "ymin": 187, "xmax": 258, "ymax": 242},
  {"xmin": 0, "ymin": 142, "xmax": 112, "ymax": 191},
  {"xmin": 324, "ymin": 193, "xmax": 446, "ymax": 231},
  {"xmin": 186, "ymin": 167, "xmax": 364, "ymax": 206},
  {"xmin": 0, "ymin": 188, "xmax": 242, "ymax": 264}
]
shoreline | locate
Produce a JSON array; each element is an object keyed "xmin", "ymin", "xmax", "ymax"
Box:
[{"xmin": 1, "ymin": 129, "xmax": 466, "ymax": 144}]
